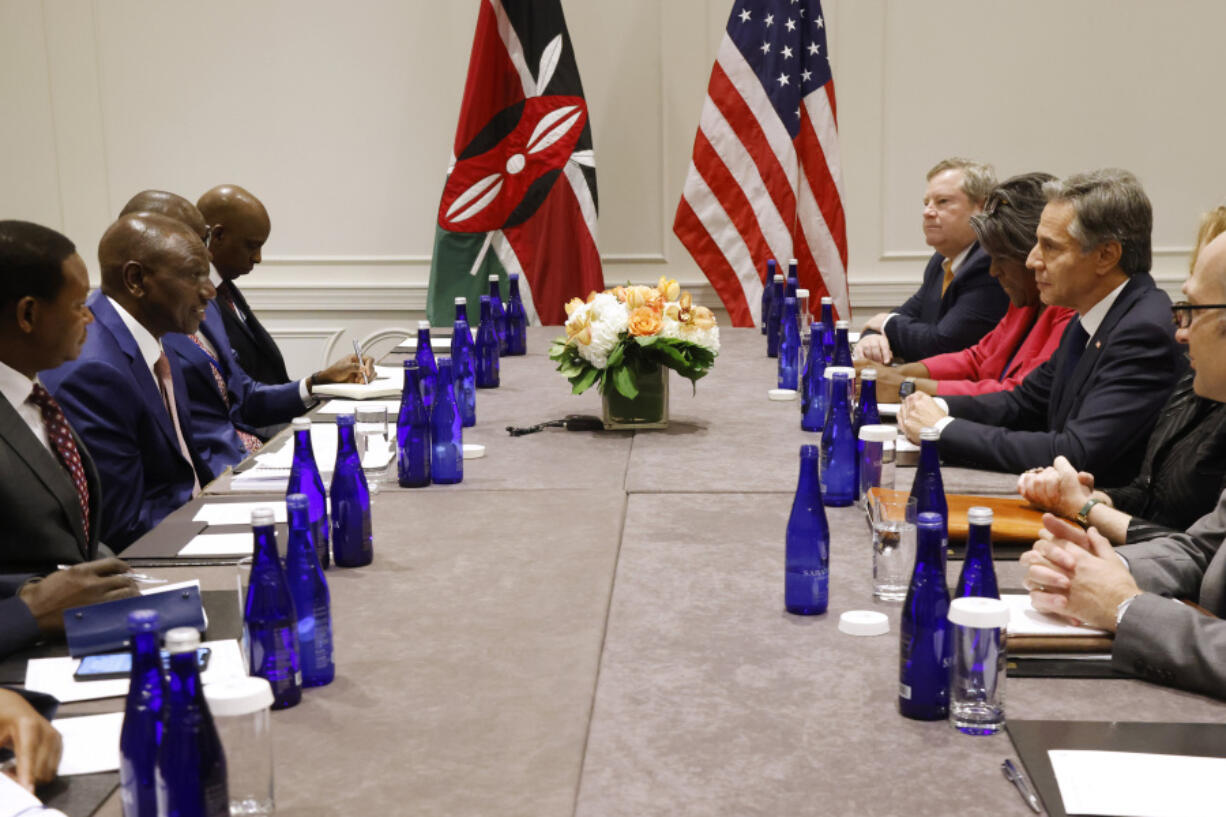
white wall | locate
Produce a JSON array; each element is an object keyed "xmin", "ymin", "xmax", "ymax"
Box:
[{"xmin": 2, "ymin": 0, "xmax": 1223, "ymax": 376}]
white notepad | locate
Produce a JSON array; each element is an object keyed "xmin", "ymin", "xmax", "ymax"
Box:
[
  {"xmin": 178, "ymin": 532, "xmax": 254, "ymax": 558},
  {"xmin": 1001, "ymin": 593, "xmax": 1109, "ymax": 637},
  {"xmin": 53, "ymin": 712, "xmax": 124, "ymax": 775},
  {"xmin": 193, "ymin": 501, "xmax": 287, "ymax": 526},
  {"xmin": 1049, "ymin": 749, "xmax": 1225, "ymax": 817}
]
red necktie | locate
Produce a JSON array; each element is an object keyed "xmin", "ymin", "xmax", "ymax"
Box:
[
  {"xmin": 188, "ymin": 334, "xmax": 262, "ymax": 454},
  {"xmin": 29, "ymin": 383, "xmax": 91, "ymax": 542},
  {"xmin": 153, "ymin": 352, "xmax": 202, "ymax": 496}
]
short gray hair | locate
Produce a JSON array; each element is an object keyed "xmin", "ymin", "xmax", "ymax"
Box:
[
  {"xmin": 1042, "ymin": 169, "xmax": 1152, "ymax": 276},
  {"xmin": 927, "ymin": 158, "xmax": 997, "ymax": 205}
]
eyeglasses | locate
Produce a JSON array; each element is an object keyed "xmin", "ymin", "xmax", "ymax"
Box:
[{"xmin": 1171, "ymin": 301, "xmax": 1226, "ymax": 329}]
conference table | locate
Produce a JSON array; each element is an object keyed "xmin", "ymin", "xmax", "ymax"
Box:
[{"xmin": 65, "ymin": 327, "xmax": 1224, "ymax": 816}]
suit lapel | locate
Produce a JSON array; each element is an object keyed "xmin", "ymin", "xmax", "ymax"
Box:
[{"xmin": 0, "ymin": 394, "xmax": 90, "ymax": 559}]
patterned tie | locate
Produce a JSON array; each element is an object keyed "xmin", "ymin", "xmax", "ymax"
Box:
[
  {"xmin": 188, "ymin": 334, "xmax": 262, "ymax": 454},
  {"xmin": 153, "ymin": 352, "xmax": 202, "ymax": 496},
  {"xmin": 218, "ymin": 281, "xmax": 246, "ymax": 324},
  {"xmin": 940, "ymin": 258, "xmax": 955, "ymax": 297},
  {"xmin": 28, "ymin": 383, "xmax": 91, "ymax": 543}
]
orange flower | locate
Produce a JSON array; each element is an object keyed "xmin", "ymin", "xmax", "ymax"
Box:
[
  {"xmin": 691, "ymin": 305, "xmax": 716, "ymax": 329},
  {"xmin": 564, "ymin": 297, "xmax": 585, "ymax": 316},
  {"xmin": 624, "ymin": 285, "xmax": 653, "ymax": 310},
  {"xmin": 657, "ymin": 276, "xmax": 681, "ymax": 301},
  {"xmin": 611, "ymin": 285, "xmax": 628, "ymax": 302},
  {"xmin": 627, "ymin": 306, "xmax": 662, "ymax": 336}
]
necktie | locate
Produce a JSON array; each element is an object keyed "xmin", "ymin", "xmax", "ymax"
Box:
[
  {"xmin": 1062, "ymin": 319, "xmax": 1091, "ymax": 377},
  {"xmin": 188, "ymin": 334, "xmax": 262, "ymax": 454},
  {"xmin": 218, "ymin": 282, "xmax": 246, "ymax": 324},
  {"xmin": 153, "ymin": 352, "xmax": 202, "ymax": 496},
  {"xmin": 28, "ymin": 383, "xmax": 91, "ymax": 543},
  {"xmin": 940, "ymin": 258, "xmax": 955, "ymax": 297}
]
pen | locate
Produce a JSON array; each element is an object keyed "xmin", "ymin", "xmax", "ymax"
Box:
[
  {"xmin": 352, "ymin": 339, "xmax": 369, "ymax": 384},
  {"xmin": 1001, "ymin": 758, "xmax": 1042, "ymax": 813}
]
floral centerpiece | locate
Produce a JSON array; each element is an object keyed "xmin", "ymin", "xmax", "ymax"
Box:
[{"xmin": 548, "ymin": 277, "xmax": 720, "ymax": 429}]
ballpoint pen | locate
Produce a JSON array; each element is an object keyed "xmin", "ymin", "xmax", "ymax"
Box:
[
  {"xmin": 353, "ymin": 339, "xmax": 370, "ymax": 384},
  {"xmin": 1002, "ymin": 758, "xmax": 1042, "ymax": 813}
]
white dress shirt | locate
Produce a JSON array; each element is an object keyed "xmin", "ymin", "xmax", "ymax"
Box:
[{"xmin": 0, "ymin": 359, "xmax": 51, "ymax": 453}]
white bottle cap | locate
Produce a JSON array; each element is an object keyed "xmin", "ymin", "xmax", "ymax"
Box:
[
  {"xmin": 164, "ymin": 626, "xmax": 200, "ymax": 654},
  {"xmin": 291, "ymin": 417, "xmax": 311, "ymax": 431},
  {"xmin": 821, "ymin": 296, "xmax": 833, "ymax": 304},
  {"xmin": 788, "ymin": 257, "xmax": 798, "ymax": 266},
  {"xmin": 417, "ymin": 320, "xmax": 431, "ymax": 330},
  {"xmin": 839, "ymin": 610, "xmax": 889, "ymax": 636},
  {"xmin": 251, "ymin": 507, "xmax": 276, "ymax": 526},
  {"xmin": 796, "ymin": 288, "xmax": 810, "ymax": 299},
  {"xmin": 860, "ymin": 368, "xmax": 878, "ymax": 381},
  {"xmin": 948, "ymin": 596, "xmax": 1010, "ymax": 629},
  {"xmin": 835, "ymin": 319, "xmax": 849, "ymax": 329},
  {"xmin": 462, "ymin": 443, "xmax": 486, "ymax": 459},
  {"xmin": 454, "ymin": 296, "xmax": 466, "ymax": 305},
  {"xmin": 919, "ymin": 426, "xmax": 940, "ymax": 442},
  {"xmin": 488, "ymin": 274, "xmax": 499, "ymax": 283},
  {"xmin": 205, "ymin": 677, "xmax": 274, "ymax": 717},
  {"xmin": 824, "ymin": 366, "xmax": 856, "ymax": 381},
  {"xmin": 768, "ymin": 388, "xmax": 798, "ymax": 401},
  {"xmin": 773, "ymin": 274, "xmax": 784, "ymax": 282},
  {"xmin": 858, "ymin": 424, "xmax": 896, "ymax": 443},
  {"xmin": 967, "ymin": 506, "xmax": 994, "ymax": 525}
]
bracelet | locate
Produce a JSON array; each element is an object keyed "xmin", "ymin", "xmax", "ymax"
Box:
[{"xmin": 1075, "ymin": 497, "xmax": 1104, "ymax": 527}]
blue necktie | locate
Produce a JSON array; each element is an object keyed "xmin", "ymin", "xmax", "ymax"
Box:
[{"xmin": 1062, "ymin": 319, "xmax": 1090, "ymax": 378}]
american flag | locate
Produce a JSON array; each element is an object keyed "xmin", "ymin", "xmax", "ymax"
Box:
[{"xmin": 674, "ymin": 0, "xmax": 849, "ymax": 327}]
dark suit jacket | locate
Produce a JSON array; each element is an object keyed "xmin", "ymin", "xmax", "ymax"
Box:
[
  {"xmin": 40, "ymin": 292, "xmax": 211, "ymax": 551},
  {"xmin": 163, "ymin": 302, "xmax": 304, "ymax": 476},
  {"xmin": 883, "ymin": 243, "xmax": 1009, "ymax": 361},
  {"xmin": 216, "ymin": 280, "xmax": 291, "ymax": 385},
  {"xmin": 0, "ymin": 390, "xmax": 104, "ymax": 571},
  {"xmin": 939, "ymin": 273, "xmax": 1182, "ymax": 486}
]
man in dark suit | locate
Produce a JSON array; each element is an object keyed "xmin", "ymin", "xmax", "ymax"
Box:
[
  {"xmin": 120, "ymin": 190, "xmax": 369, "ymax": 475},
  {"xmin": 41, "ymin": 213, "xmax": 215, "ymax": 549},
  {"xmin": 899, "ymin": 169, "xmax": 1182, "ymax": 486},
  {"xmin": 856, "ymin": 158, "xmax": 1010, "ymax": 363},
  {"xmin": 197, "ymin": 184, "xmax": 290, "ymax": 384},
  {"xmin": 0, "ymin": 220, "xmax": 137, "ymax": 655},
  {"xmin": 1019, "ymin": 230, "xmax": 1226, "ymax": 699}
]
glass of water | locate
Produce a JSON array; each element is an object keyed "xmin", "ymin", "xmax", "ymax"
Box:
[
  {"xmin": 869, "ymin": 492, "xmax": 916, "ymax": 602},
  {"xmin": 354, "ymin": 405, "xmax": 391, "ymax": 484}
]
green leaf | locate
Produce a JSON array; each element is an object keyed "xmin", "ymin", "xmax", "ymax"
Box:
[
  {"xmin": 605, "ymin": 343, "xmax": 625, "ymax": 369},
  {"xmin": 611, "ymin": 364, "xmax": 639, "ymax": 399},
  {"xmin": 571, "ymin": 366, "xmax": 600, "ymax": 395}
]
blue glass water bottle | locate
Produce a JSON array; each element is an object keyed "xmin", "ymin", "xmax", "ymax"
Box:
[
  {"xmin": 800, "ymin": 330, "xmax": 827, "ymax": 432},
  {"xmin": 898, "ymin": 512, "xmax": 952, "ymax": 720},
  {"xmin": 397, "ymin": 361, "xmax": 431, "ymax": 488},
  {"xmin": 244, "ymin": 508, "xmax": 302, "ymax": 709},
  {"xmin": 120, "ymin": 609, "xmax": 164, "ymax": 817},
  {"xmin": 286, "ymin": 417, "xmax": 329, "ymax": 569},
  {"xmin": 488, "ymin": 274, "xmax": 510, "ymax": 355},
  {"xmin": 909, "ymin": 426, "xmax": 949, "ymax": 540},
  {"xmin": 785, "ymin": 445, "xmax": 829, "ymax": 615},
  {"xmin": 820, "ymin": 371, "xmax": 857, "ymax": 506},
  {"xmin": 955, "ymin": 507, "xmax": 1000, "ymax": 599},
  {"xmin": 832, "ymin": 319, "xmax": 854, "ymax": 367},
  {"xmin": 475, "ymin": 295, "xmax": 501, "ymax": 388},
  {"xmin": 156, "ymin": 627, "xmax": 228, "ymax": 817},
  {"xmin": 784, "ymin": 258, "xmax": 799, "ymax": 298},
  {"xmin": 766, "ymin": 273, "xmax": 784, "ymax": 358},
  {"xmin": 853, "ymin": 368, "xmax": 882, "ymax": 438},
  {"xmin": 330, "ymin": 415, "xmax": 373, "ymax": 567},
  {"xmin": 760, "ymin": 259, "xmax": 777, "ymax": 335},
  {"xmin": 819, "ymin": 296, "xmax": 836, "ymax": 365},
  {"xmin": 450, "ymin": 297, "xmax": 478, "ymax": 426},
  {"xmin": 777, "ymin": 296, "xmax": 801, "ymax": 390},
  {"xmin": 285, "ymin": 494, "xmax": 335, "ymax": 687},
  {"xmin": 414, "ymin": 320, "xmax": 438, "ymax": 411},
  {"xmin": 506, "ymin": 273, "xmax": 528, "ymax": 355},
  {"xmin": 430, "ymin": 357, "xmax": 464, "ymax": 484}
]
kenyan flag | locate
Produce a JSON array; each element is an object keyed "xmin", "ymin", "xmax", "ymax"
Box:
[{"xmin": 427, "ymin": 0, "xmax": 602, "ymax": 326}]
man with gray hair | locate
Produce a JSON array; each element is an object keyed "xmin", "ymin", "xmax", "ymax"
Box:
[
  {"xmin": 856, "ymin": 158, "xmax": 1009, "ymax": 363},
  {"xmin": 898, "ymin": 169, "xmax": 1183, "ymax": 485}
]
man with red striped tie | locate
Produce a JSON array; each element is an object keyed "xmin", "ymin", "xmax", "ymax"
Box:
[{"xmin": 0, "ymin": 220, "xmax": 137, "ymax": 657}]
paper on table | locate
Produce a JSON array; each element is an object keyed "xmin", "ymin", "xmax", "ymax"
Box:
[
  {"xmin": 178, "ymin": 532, "xmax": 253, "ymax": 558},
  {"xmin": 53, "ymin": 712, "xmax": 123, "ymax": 775},
  {"xmin": 250, "ymin": 423, "xmax": 393, "ymax": 471},
  {"xmin": 24, "ymin": 639, "xmax": 246, "ymax": 703},
  {"xmin": 1002, "ymin": 593, "xmax": 1109, "ymax": 637},
  {"xmin": 0, "ymin": 772, "xmax": 44, "ymax": 816},
  {"xmin": 193, "ymin": 500, "xmax": 287, "ymax": 526},
  {"xmin": 316, "ymin": 398, "xmax": 401, "ymax": 416},
  {"xmin": 1049, "ymin": 749, "xmax": 1224, "ymax": 817},
  {"xmin": 392, "ymin": 327, "xmax": 473, "ymax": 353},
  {"xmin": 309, "ymin": 364, "xmax": 403, "ymax": 399}
]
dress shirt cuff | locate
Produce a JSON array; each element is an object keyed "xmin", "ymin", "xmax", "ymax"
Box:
[
  {"xmin": 933, "ymin": 415, "xmax": 956, "ymax": 434},
  {"xmin": 298, "ymin": 378, "xmax": 313, "ymax": 406},
  {"xmin": 880, "ymin": 313, "xmax": 897, "ymax": 332}
]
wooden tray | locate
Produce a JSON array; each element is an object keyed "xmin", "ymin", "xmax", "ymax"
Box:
[{"xmin": 868, "ymin": 487, "xmax": 1046, "ymax": 546}]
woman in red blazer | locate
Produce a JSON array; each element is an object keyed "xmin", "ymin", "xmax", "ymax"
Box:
[{"xmin": 870, "ymin": 172, "xmax": 1076, "ymax": 401}]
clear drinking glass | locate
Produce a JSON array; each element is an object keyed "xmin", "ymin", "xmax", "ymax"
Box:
[
  {"xmin": 870, "ymin": 493, "xmax": 917, "ymax": 602},
  {"xmin": 948, "ymin": 597, "xmax": 1010, "ymax": 735},
  {"xmin": 354, "ymin": 405, "xmax": 391, "ymax": 483}
]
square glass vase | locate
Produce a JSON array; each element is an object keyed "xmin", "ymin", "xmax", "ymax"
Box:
[{"xmin": 600, "ymin": 364, "xmax": 670, "ymax": 430}]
